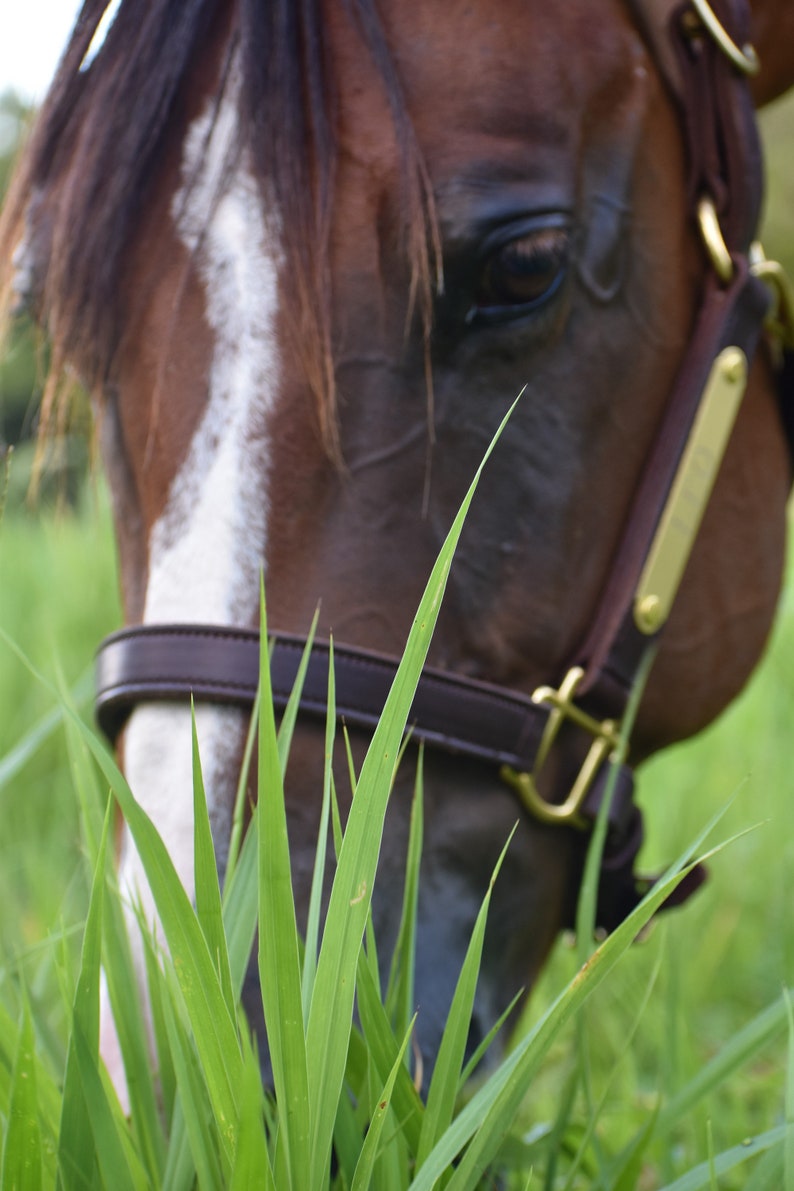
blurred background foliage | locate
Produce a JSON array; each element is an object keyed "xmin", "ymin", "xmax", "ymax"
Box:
[{"xmin": 0, "ymin": 88, "xmax": 90, "ymax": 510}]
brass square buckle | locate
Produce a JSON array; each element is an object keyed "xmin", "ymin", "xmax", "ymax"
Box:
[{"xmin": 500, "ymin": 667, "xmax": 620, "ymax": 828}]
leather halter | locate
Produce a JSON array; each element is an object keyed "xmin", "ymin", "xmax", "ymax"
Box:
[{"xmin": 95, "ymin": 0, "xmax": 793, "ymax": 928}]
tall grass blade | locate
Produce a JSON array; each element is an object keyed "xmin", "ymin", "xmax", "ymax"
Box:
[
  {"xmin": 70, "ymin": 1020, "xmax": 147, "ymax": 1191},
  {"xmin": 385, "ymin": 752, "xmax": 424, "ymax": 1045},
  {"xmin": 229, "ymin": 1031, "xmax": 275, "ymax": 1191},
  {"xmin": 138, "ymin": 922, "xmax": 177, "ymax": 1138},
  {"xmin": 1, "ymin": 998, "xmax": 42, "ymax": 1191},
  {"xmin": 302, "ymin": 637, "xmax": 336, "ymax": 1025},
  {"xmin": 0, "ymin": 1000, "xmax": 59, "ymax": 1173},
  {"xmin": 410, "ymin": 818, "xmax": 739, "ymax": 1191},
  {"xmin": 458, "ymin": 989, "xmax": 523, "ymax": 1091},
  {"xmin": 3, "ymin": 626, "xmax": 246, "ymax": 1139},
  {"xmin": 191, "ymin": 705, "xmax": 234, "ymax": 1016},
  {"xmin": 101, "ymin": 891, "xmax": 167, "ymax": 1182},
  {"xmin": 0, "ymin": 670, "xmax": 91, "ymax": 793},
  {"xmin": 356, "ymin": 939, "xmax": 425, "ymax": 1156},
  {"xmin": 63, "ymin": 697, "xmax": 166, "ymax": 1181},
  {"xmin": 610, "ymin": 1101, "xmax": 660, "ymax": 1191},
  {"xmin": 305, "ymin": 396, "xmax": 521, "ymax": 1185},
  {"xmin": 416, "ymin": 828, "xmax": 516, "ymax": 1172},
  {"xmin": 657, "ymin": 1126, "xmax": 786, "ymax": 1190},
  {"xmin": 275, "ymin": 608, "xmax": 319, "ymax": 776},
  {"xmin": 68, "ymin": 716, "xmax": 244, "ymax": 1158},
  {"xmin": 256, "ymin": 581, "xmax": 311, "ymax": 1191},
  {"xmin": 784, "ymin": 988, "xmax": 794, "ymax": 1190},
  {"xmin": 161, "ymin": 970, "xmax": 226, "ymax": 1191},
  {"xmin": 655, "ymin": 990, "xmax": 793, "ymax": 1136},
  {"xmin": 57, "ymin": 797, "xmax": 113, "ymax": 1191},
  {"xmin": 221, "ymin": 804, "xmax": 259, "ymax": 999},
  {"xmin": 575, "ymin": 643, "xmax": 656, "ymax": 963},
  {"xmin": 576, "ymin": 949, "xmax": 664, "ymax": 1191},
  {"xmin": 350, "ymin": 1018, "xmax": 417, "ymax": 1191},
  {"xmin": 225, "ymin": 687, "xmax": 260, "ymax": 891},
  {"xmin": 744, "ymin": 1144, "xmax": 785, "ymax": 1190}
]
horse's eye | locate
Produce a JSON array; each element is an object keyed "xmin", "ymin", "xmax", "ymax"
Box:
[{"xmin": 471, "ymin": 226, "xmax": 569, "ymax": 324}]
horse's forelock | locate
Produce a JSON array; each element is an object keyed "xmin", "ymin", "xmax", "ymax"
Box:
[{"xmin": 0, "ymin": 0, "xmax": 439, "ymax": 454}]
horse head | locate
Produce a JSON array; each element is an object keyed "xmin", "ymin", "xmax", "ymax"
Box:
[{"xmin": 2, "ymin": 0, "xmax": 793, "ymax": 1097}]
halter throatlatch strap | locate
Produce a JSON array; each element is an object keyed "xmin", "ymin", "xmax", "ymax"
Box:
[{"xmin": 94, "ymin": 0, "xmax": 784, "ymax": 932}]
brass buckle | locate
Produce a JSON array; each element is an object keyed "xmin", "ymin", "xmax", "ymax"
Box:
[
  {"xmin": 686, "ymin": 0, "xmax": 760, "ymax": 75},
  {"xmin": 750, "ymin": 244, "xmax": 794, "ymax": 354},
  {"xmin": 698, "ymin": 200, "xmax": 794, "ymax": 352},
  {"xmin": 500, "ymin": 667, "xmax": 621, "ymax": 828}
]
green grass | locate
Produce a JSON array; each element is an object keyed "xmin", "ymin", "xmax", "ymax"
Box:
[{"xmin": 1, "ymin": 476, "xmax": 794, "ymax": 1188}]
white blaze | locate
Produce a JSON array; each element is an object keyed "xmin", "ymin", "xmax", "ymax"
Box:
[{"xmin": 105, "ymin": 81, "xmax": 282, "ymax": 1098}]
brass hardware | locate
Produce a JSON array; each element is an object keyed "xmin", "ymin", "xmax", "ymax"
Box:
[
  {"xmin": 697, "ymin": 197, "xmax": 733, "ymax": 284},
  {"xmin": 750, "ymin": 244, "xmax": 794, "ymax": 353},
  {"xmin": 635, "ymin": 594, "xmax": 663, "ymax": 635},
  {"xmin": 688, "ymin": 0, "xmax": 760, "ymax": 75},
  {"xmin": 499, "ymin": 667, "xmax": 621, "ymax": 828},
  {"xmin": 634, "ymin": 346, "xmax": 748, "ymax": 635}
]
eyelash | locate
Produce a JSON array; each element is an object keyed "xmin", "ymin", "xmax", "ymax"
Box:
[{"xmin": 466, "ymin": 224, "xmax": 571, "ymax": 327}]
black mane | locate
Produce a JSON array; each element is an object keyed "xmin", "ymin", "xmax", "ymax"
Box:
[{"xmin": 0, "ymin": 0, "xmax": 436, "ymax": 438}]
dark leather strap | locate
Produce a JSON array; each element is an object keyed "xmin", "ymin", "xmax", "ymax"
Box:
[
  {"xmin": 575, "ymin": 0, "xmax": 771, "ymax": 711},
  {"xmin": 577, "ymin": 263, "xmax": 770, "ymax": 709},
  {"xmin": 95, "ymin": 623, "xmax": 640, "ymax": 839}
]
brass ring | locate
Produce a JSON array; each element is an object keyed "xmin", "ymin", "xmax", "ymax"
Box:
[
  {"xmin": 697, "ymin": 196, "xmax": 733, "ymax": 284},
  {"xmin": 690, "ymin": 0, "xmax": 760, "ymax": 75}
]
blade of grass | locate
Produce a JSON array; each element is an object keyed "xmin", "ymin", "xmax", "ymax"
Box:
[
  {"xmin": 71, "ymin": 1020, "xmax": 148, "ymax": 1191},
  {"xmin": 305, "ymin": 396, "xmax": 522, "ymax": 1186},
  {"xmin": 656, "ymin": 1126, "xmax": 786, "ymax": 1191},
  {"xmin": 256, "ymin": 581, "xmax": 311, "ymax": 1191},
  {"xmin": 63, "ymin": 694, "xmax": 166, "ymax": 1183},
  {"xmin": 139, "ymin": 922, "xmax": 178, "ymax": 1136},
  {"xmin": 101, "ymin": 888, "xmax": 167, "ymax": 1183},
  {"xmin": 191, "ymin": 704, "xmax": 234, "ymax": 1017},
  {"xmin": 744, "ymin": 1143, "xmax": 785, "ymax": 1190},
  {"xmin": 350, "ymin": 1018, "xmax": 417, "ymax": 1191},
  {"xmin": 409, "ymin": 812, "xmax": 743, "ymax": 1191},
  {"xmin": 70, "ymin": 718, "xmax": 244, "ymax": 1161},
  {"xmin": 655, "ymin": 989, "xmax": 793, "ymax": 1136},
  {"xmin": 610, "ymin": 1102, "xmax": 660, "ymax": 1191},
  {"xmin": 275, "ymin": 608, "xmax": 319, "ymax": 777},
  {"xmin": 229, "ymin": 1030, "xmax": 275, "ymax": 1191},
  {"xmin": 785, "ymin": 989, "xmax": 794, "ymax": 1191},
  {"xmin": 575, "ymin": 643, "xmax": 657, "ymax": 962},
  {"xmin": 458, "ymin": 988, "xmax": 524, "ymax": 1091},
  {"xmin": 0, "ymin": 1000, "xmax": 60, "ymax": 1169},
  {"xmin": 302, "ymin": 637, "xmax": 336, "ymax": 1025},
  {"xmin": 0, "ymin": 670, "xmax": 92, "ymax": 793},
  {"xmin": 385, "ymin": 751, "xmax": 424, "ymax": 1045},
  {"xmin": 222, "ymin": 803, "xmax": 259, "ymax": 1000},
  {"xmin": 57, "ymin": 797, "xmax": 113, "ymax": 1191},
  {"xmin": 1, "ymin": 997, "xmax": 43, "ymax": 1191},
  {"xmin": 575, "ymin": 947, "xmax": 664, "ymax": 1191},
  {"xmin": 224, "ymin": 687, "xmax": 260, "ymax": 892},
  {"xmin": 416, "ymin": 828, "xmax": 516, "ymax": 1172},
  {"xmin": 161, "ymin": 969, "xmax": 226, "ymax": 1191},
  {"xmin": 1, "ymin": 631, "xmax": 245, "ymax": 1153},
  {"xmin": 356, "ymin": 943, "xmax": 425, "ymax": 1156}
]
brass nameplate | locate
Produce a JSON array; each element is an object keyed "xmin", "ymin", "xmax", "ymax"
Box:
[{"xmin": 634, "ymin": 346, "xmax": 747, "ymax": 635}]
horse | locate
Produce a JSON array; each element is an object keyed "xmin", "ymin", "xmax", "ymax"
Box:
[{"xmin": 2, "ymin": 0, "xmax": 794, "ymax": 1105}]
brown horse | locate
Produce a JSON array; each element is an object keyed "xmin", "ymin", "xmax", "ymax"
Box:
[{"xmin": 2, "ymin": 0, "xmax": 794, "ymax": 1100}]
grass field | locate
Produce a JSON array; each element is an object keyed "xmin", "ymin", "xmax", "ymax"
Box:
[{"xmin": 1, "ymin": 93, "xmax": 793, "ymax": 1191}]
